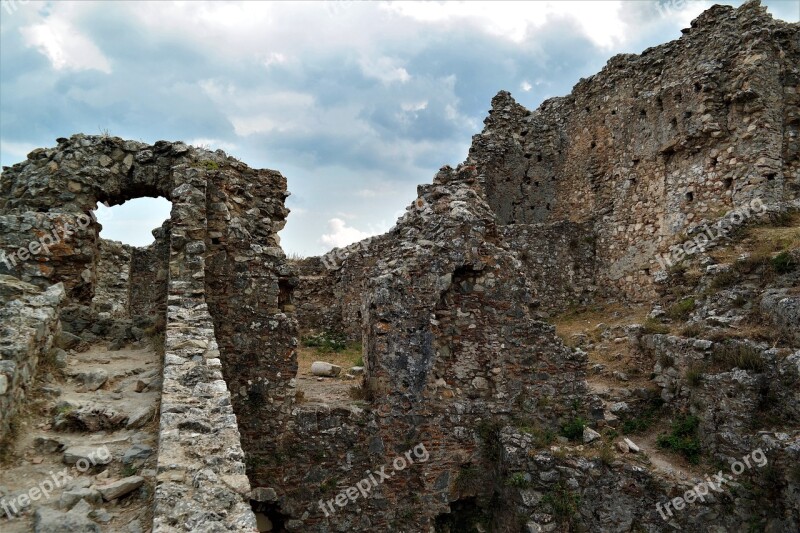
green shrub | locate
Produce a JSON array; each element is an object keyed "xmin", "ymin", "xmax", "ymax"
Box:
[
  {"xmin": 543, "ymin": 482, "xmax": 580, "ymax": 525},
  {"xmin": 561, "ymin": 417, "xmax": 586, "ymax": 442},
  {"xmin": 621, "ymin": 396, "xmax": 664, "ymax": 435},
  {"xmin": 477, "ymin": 420, "xmax": 503, "ymax": 460},
  {"xmin": 659, "ymin": 353, "xmax": 675, "ymax": 369},
  {"xmin": 301, "ymin": 331, "xmax": 348, "ymax": 353},
  {"xmin": 771, "ymin": 251, "xmax": 796, "ymax": 274},
  {"xmin": 711, "ymin": 269, "xmax": 739, "ymax": 289},
  {"xmin": 455, "ymin": 465, "xmax": 482, "ymax": 494},
  {"xmin": 667, "ymin": 298, "xmax": 695, "ymax": 321},
  {"xmin": 681, "ymin": 322, "xmax": 704, "ymax": 338},
  {"xmin": 506, "ymin": 472, "xmax": 531, "ymax": 488},
  {"xmin": 657, "ymin": 415, "xmax": 701, "ymax": 464}
]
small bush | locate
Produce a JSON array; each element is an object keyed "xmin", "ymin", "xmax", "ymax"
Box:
[
  {"xmin": 455, "ymin": 465, "xmax": 482, "ymax": 494},
  {"xmin": 712, "ymin": 342, "xmax": 765, "ymax": 372},
  {"xmin": 477, "ymin": 420, "xmax": 503, "ymax": 460},
  {"xmin": 667, "ymin": 298, "xmax": 695, "ymax": 321},
  {"xmin": 561, "ymin": 417, "xmax": 586, "ymax": 442},
  {"xmin": 598, "ymin": 441, "xmax": 615, "ymax": 466},
  {"xmin": 506, "ymin": 472, "xmax": 531, "ymax": 489},
  {"xmin": 767, "ymin": 211, "xmax": 793, "ymax": 227},
  {"xmin": 301, "ymin": 331, "xmax": 348, "ymax": 353},
  {"xmin": 543, "ymin": 482, "xmax": 580, "ymax": 525},
  {"xmin": 642, "ymin": 318, "xmax": 670, "ymax": 335},
  {"xmin": 622, "ymin": 397, "xmax": 664, "ymax": 435},
  {"xmin": 657, "ymin": 415, "xmax": 701, "ymax": 464},
  {"xmin": 353, "ymin": 355, "xmax": 364, "ymax": 367},
  {"xmin": 771, "ymin": 251, "xmax": 796, "ymax": 274},
  {"xmin": 685, "ymin": 365, "xmax": 705, "ymax": 387},
  {"xmin": 659, "ymin": 353, "xmax": 675, "ymax": 369},
  {"xmin": 711, "ymin": 269, "xmax": 739, "ymax": 289}
]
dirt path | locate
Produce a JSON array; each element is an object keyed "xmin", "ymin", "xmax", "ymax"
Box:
[{"xmin": 0, "ymin": 343, "xmax": 161, "ymax": 533}]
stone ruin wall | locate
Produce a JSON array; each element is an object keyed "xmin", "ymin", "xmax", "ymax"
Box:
[
  {"xmin": 0, "ymin": 277, "xmax": 64, "ymax": 442},
  {"xmin": 239, "ymin": 166, "xmax": 589, "ymax": 531},
  {"xmin": 292, "ymin": 2, "xmax": 799, "ymax": 332},
  {"xmin": 0, "ymin": 135, "xmax": 297, "ymax": 530},
  {"xmin": 127, "ymin": 221, "xmax": 170, "ymax": 325},
  {"xmin": 0, "ymin": 2, "xmax": 798, "ymax": 531},
  {"xmin": 468, "ymin": 1, "xmax": 799, "ymax": 304},
  {"xmin": 93, "ymin": 239, "xmax": 131, "ymax": 318}
]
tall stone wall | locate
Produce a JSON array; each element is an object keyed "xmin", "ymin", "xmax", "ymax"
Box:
[
  {"xmin": 468, "ymin": 1, "xmax": 799, "ymax": 302},
  {"xmin": 239, "ymin": 166, "xmax": 588, "ymax": 532}
]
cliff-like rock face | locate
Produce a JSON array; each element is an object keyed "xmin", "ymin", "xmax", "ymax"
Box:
[{"xmin": 469, "ymin": 0, "xmax": 799, "ymax": 302}]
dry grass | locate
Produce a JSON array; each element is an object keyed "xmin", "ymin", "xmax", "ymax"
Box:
[
  {"xmin": 709, "ymin": 212, "xmax": 800, "ymax": 265},
  {"xmin": 551, "ymin": 302, "xmax": 649, "ymax": 345}
]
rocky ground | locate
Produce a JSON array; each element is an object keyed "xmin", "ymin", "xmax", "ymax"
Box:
[{"xmin": 0, "ymin": 342, "xmax": 161, "ymax": 533}]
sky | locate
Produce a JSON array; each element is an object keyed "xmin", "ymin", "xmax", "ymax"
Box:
[{"xmin": 1, "ymin": 1, "xmax": 798, "ymax": 253}]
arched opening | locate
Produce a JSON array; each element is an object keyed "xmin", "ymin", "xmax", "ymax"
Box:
[
  {"xmin": 95, "ymin": 197, "xmax": 172, "ymax": 247},
  {"xmin": 89, "ymin": 197, "xmax": 172, "ymax": 347}
]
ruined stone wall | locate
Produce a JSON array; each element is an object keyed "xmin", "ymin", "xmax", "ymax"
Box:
[
  {"xmin": 242, "ymin": 166, "xmax": 588, "ymax": 532},
  {"xmin": 0, "ymin": 134, "xmax": 282, "ymax": 531},
  {"xmin": 202, "ymin": 162, "xmax": 300, "ymax": 522},
  {"xmin": 290, "ymin": 257, "xmax": 338, "ymax": 333},
  {"xmin": 469, "ymin": 1, "xmax": 799, "ymax": 303},
  {"xmin": 500, "ymin": 220, "xmax": 597, "ymax": 314},
  {"xmin": 93, "ymin": 238, "xmax": 131, "ymax": 318},
  {"xmin": 0, "ymin": 211, "xmax": 98, "ymax": 302},
  {"xmin": 128, "ymin": 222, "xmax": 170, "ymax": 325},
  {"xmin": 0, "ymin": 276, "xmax": 64, "ymax": 441}
]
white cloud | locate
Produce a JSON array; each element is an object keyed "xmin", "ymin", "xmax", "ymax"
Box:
[
  {"xmin": 401, "ymin": 101, "xmax": 428, "ymax": 112},
  {"xmin": 359, "ymin": 56, "xmax": 411, "ymax": 84},
  {"xmin": 0, "ymin": 139, "xmax": 39, "ymax": 162},
  {"xmin": 320, "ymin": 218, "xmax": 377, "ymax": 248},
  {"xmin": 356, "ymin": 183, "xmax": 401, "ymax": 198},
  {"xmin": 188, "ymin": 138, "xmax": 238, "ymax": 152},
  {"xmin": 263, "ymin": 51, "xmax": 287, "ymax": 67},
  {"xmin": 521, "ymin": 81, "xmax": 533, "ymax": 92},
  {"xmin": 384, "ymin": 1, "xmax": 626, "ymax": 48},
  {"xmin": 20, "ymin": 20, "xmax": 112, "ymax": 73}
]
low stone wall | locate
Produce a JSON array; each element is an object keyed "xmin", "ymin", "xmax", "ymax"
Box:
[{"xmin": 0, "ymin": 275, "xmax": 65, "ymax": 442}]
